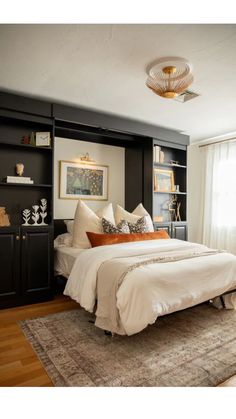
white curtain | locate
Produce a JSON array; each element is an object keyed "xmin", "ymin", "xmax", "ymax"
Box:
[{"xmin": 202, "ymin": 139, "xmax": 236, "ymax": 254}]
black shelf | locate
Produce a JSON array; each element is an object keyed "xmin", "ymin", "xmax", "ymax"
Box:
[
  {"xmin": 0, "ymin": 141, "xmax": 52, "ymax": 152},
  {"xmin": 154, "ymin": 191, "xmax": 187, "ymax": 195},
  {"xmin": 0, "ymin": 223, "xmax": 53, "ymax": 229},
  {"xmin": 153, "ymin": 162, "xmax": 186, "ymax": 169},
  {"xmin": 0, "ymin": 182, "xmax": 52, "ymax": 188},
  {"xmin": 0, "ymin": 108, "xmax": 53, "ymax": 126},
  {"xmin": 152, "ymin": 143, "xmax": 187, "ymax": 239},
  {"xmin": 0, "ymin": 113, "xmax": 53, "ymax": 225}
]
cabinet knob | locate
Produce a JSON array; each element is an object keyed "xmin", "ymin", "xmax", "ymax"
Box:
[
  {"xmin": 22, "ymin": 235, "xmax": 26, "ymax": 240},
  {"xmin": 16, "ymin": 235, "xmax": 20, "ymax": 241}
]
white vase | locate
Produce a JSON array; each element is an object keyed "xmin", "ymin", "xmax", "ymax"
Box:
[
  {"xmin": 32, "ymin": 205, "xmax": 40, "ymax": 225},
  {"xmin": 40, "ymin": 212, "xmax": 47, "ymax": 225}
]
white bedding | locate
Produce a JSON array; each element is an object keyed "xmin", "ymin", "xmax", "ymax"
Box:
[
  {"xmin": 54, "ymin": 246, "xmax": 84, "ymax": 278},
  {"xmin": 64, "ymin": 239, "xmax": 236, "ymax": 335}
]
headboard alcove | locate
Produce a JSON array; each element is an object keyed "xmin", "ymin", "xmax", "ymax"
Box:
[{"xmin": 54, "ymin": 219, "xmax": 72, "ymax": 239}]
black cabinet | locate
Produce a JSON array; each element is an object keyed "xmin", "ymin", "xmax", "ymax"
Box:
[
  {"xmin": 0, "ymin": 227, "xmax": 20, "ymax": 306},
  {"xmin": 172, "ymin": 222, "xmax": 188, "ymax": 241},
  {"xmin": 0, "ymin": 226, "xmax": 53, "ymax": 308},
  {"xmin": 21, "ymin": 227, "xmax": 53, "ymax": 301},
  {"xmin": 154, "ymin": 221, "xmax": 188, "ymax": 241},
  {"xmin": 154, "ymin": 222, "xmax": 172, "ymax": 237}
]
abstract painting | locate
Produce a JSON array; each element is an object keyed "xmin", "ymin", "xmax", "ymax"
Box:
[{"xmin": 59, "ymin": 160, "xmax": 108, "ymax": 200}]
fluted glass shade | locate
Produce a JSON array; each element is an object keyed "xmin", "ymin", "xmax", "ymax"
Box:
[{"xmin": 146, "ymin": 57, "xmax": 194, "ymax": 99}]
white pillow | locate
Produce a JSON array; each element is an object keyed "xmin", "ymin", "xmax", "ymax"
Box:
[
  {"xmin": 132, "ymin": 203, "xmax": 154, "ymax": 232},
  {"xmin": 115, "ymin": 203, "xmax": 154, "ymax": 232},
  {"xmin": 64, "ymin": 204, "xmax": 115, "ymax": 236},
  {"xmin": 72, "ymin": 201, "xmax": 115, "ymax": 249},
  {"xmin": 64, "ymin": 220, "xmax": 74, "ymax": 235},
  {"xmin": 96, "ymin": 203, "xmax": 115, "ymax": 225},
  {"xmin": 54, "ymin": 233, "xmax": 72, "ymax": 248}
]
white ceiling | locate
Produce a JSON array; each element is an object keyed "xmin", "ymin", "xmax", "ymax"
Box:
[{"xmin": 0, "ymin": 24, "xmax": 236, "ymax": 142}]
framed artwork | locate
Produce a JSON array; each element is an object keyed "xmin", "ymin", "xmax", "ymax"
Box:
[
  {"xmin": 59, "ymin": 160, "xmax": 108, "ymax": 200},
  {"xmin": 154, "ymin": 169, "xmax": 174, "ymax": 192}
]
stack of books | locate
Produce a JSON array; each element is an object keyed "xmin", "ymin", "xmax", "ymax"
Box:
[{"xmin": 5, "ymin": 176, "xmax": 34, "ymax": 184}]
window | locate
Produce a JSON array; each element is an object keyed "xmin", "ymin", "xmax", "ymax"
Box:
[{"xmin": 213, "ymin": 160, "xmax": 236, "ymax": 227}]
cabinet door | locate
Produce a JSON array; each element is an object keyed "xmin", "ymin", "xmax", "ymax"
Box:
[
  {"xmin": 172, "ymin": 222, "xmax": 188, "ymax": 241},
  {"xmin": 0, "ymin": 227, "xmax": 20, "ymax": 306},
  {"xmin": 21, "ymin": 227, "xmax": 53, "ymax": 302},
  {"xmin": 154, "ymin": 222, "xmax": 172, "ymax": 236}
]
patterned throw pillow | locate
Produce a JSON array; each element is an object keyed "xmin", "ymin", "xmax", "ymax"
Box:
[
  {"xmin": 128, "ymin": 216, "xmax": 149, "ymax": 233},
  {"xmin": 102, "ymin": 218, "xmax": 130, "ymax": 234}
]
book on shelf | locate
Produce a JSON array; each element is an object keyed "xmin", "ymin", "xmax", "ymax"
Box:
[
  {"xmin": 154, "ymin": 146, "xmax": 160, "ymax": 163},
  {"xmin": 5, "ymin": 176, "xmax": 34, "ymax": 184}
]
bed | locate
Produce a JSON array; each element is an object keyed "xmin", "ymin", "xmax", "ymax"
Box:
[
  {"xmin": 55, "ymin": 245, "xmax": 84, "ymax": 279},
  {"xmin": 58, "ymin": 235, "xmax": 236, "ymax": 336}
]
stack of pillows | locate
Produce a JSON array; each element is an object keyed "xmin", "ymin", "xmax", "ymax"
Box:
[{"xmin": 62, "ymin": 200, "xmax": 169, "ymax": 249}]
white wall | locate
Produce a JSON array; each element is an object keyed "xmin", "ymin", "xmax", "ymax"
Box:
[
  {"xmin": 187, "ymin": 143, "xmax": 205, "ymax": 243},
  {"xmin": 54, "ymin": 137, "xmax": 125, "ymax": 219}
]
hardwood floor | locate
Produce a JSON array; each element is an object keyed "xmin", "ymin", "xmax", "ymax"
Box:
[
  {"xmin": 0, "ymin": 295, "xmax": 235, "ymax": 387},
  {"xmin": 0, "ymin": 295, "xmax": 78, "ymax": 387}
]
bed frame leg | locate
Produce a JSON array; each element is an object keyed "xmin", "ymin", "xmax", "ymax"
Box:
[
  {"xmin": 220, "ymin": 295, "xmax": 226, "ymax": 309},
  {"xmin": 104, "ymin": 330, "xmax": 115, "ymax": 337}
]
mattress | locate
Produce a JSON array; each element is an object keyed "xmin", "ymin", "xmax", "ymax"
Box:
[{"xmin": 54, "ymin": 246, "xmax": 84, "ymax": 278}]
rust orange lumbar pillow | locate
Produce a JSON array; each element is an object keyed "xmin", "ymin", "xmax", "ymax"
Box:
[{"xmin": 86, "ymin": 230, "xmax": 170, "ymax": 247}]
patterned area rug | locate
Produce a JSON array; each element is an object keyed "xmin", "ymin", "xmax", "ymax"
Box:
[{"xmin": 20, "ymin": 304, "xmax": 236, "ymax": 386}]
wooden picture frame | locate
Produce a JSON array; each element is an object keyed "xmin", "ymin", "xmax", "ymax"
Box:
[
  {"xmin": 59, "ymin": 160, "xmax": 108, "ymax": 200},
  {"xmin": 154, "ymin": 169, "xmax": 175, "ymax": 192}
]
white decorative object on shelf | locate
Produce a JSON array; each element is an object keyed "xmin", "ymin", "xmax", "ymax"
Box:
[
  {"xmin": 7, "ymin": 176, "xmax": 34, "ymax": 184},
  {"xmin": 160, "ymin": 150, "xmax": 165, "ymax": 163},
  {"xmin": 40, "ymin": 198, "xmax": 48, "ymax": 225},
  {"xmin": 16, "ymin": 162, "xmax": 24, "ymax": 176},
  {"xmin": 22, "ymin": 199, "xmax": 49, "ymax": 226},
  {"xmin": 32, "ymin": 205, "xmax": 40, "ymax": 225},
  {"xmin": 22, "ymin": 209, "xmax": 31, "ymax": 226},
  {"xmin": 154, "ymin": 146, "xmax": 160, "ymax": 163},
  {"xmin": 175, "ymin": 185, "xmax": 180, "ymax": 193}
]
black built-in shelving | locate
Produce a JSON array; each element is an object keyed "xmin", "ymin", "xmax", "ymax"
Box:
[
  {"xmin": 0, "ymin": 104, "xmax": 54, "ymax": 308},
  {"xmin": 0, "ymin": 91, "xmax": 189, "ymax": 308},
  {"xmin": 0, "ymin": 113, "xmax": 53, "ymax": 226},
  {"xmin": 152, "ymin": 142, "xmax": 188, "ymax": 239}
]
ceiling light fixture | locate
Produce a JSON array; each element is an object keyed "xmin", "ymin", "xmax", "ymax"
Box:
[{"xmin": 146, "ymin": 57, "xmax": 194, "ymax": 99}]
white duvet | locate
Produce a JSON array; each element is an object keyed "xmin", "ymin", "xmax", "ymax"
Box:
[{"xmin": 64, "ymin": 239, "xmax": 236, "ymax": 335}]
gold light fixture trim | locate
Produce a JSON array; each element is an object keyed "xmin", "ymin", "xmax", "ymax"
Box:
[
  {"xmin": 162, "ymin": 66, "xmax": 177, "ymax": 74},
  {"xmin": 146, "ymin": 57, "xmax": 194, "ymax": 99}
]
